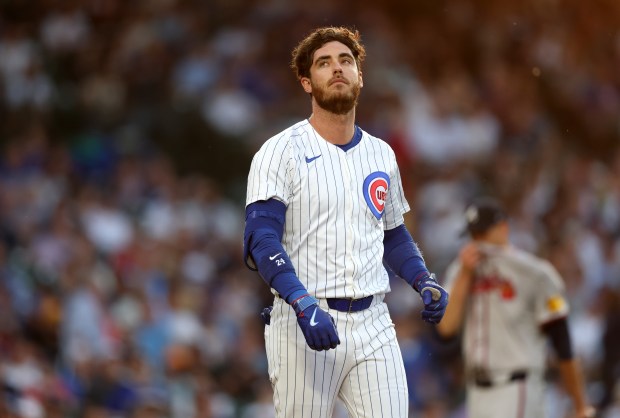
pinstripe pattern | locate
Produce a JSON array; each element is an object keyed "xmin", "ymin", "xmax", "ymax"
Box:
[
  {"xmin": 267, "ymin": 296, "xmax": 408, "ymax": 418},
  {"xmin": 248, "ymin": 120, "xmax": 410, "ymax": 417},
  {"xmin": 246, "ymin": 120, "xmax": 409, "ymax": 300}
]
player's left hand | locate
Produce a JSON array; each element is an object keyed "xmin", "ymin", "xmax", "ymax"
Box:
[{"xmin": 416, "ymin": 274, "xmax": 449, "ymax": 324}]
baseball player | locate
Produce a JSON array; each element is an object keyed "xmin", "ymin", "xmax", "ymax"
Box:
[
  {"xmin": 243, "ymin": 26, "xmax": 449, "ymax": 417},
  {"xmin": 436, "ymin": 197, "xmax": 595, "ymax": 418}
]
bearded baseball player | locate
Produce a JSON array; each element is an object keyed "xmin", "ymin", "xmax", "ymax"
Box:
[
  {"xmin": 436, "ymin": 197, "xmax": 595, "ymax": 418},
  {"xmin": 243, "ymin": 26, "xmax": 449, "ymax": 417}
]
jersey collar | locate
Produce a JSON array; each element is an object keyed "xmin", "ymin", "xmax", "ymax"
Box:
[{"xmin": 335, "ymin": 125, "xmax": 362, "ymax": 152}]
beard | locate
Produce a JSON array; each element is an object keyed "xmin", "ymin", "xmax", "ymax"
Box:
[{"xmin": 311, "ymin": 79, "xmax": 361, "ymax": 115}]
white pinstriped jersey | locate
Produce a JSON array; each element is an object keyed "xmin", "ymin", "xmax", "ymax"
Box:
[
  {"xmin": 443, "ymin": 243, "xmax": 570, "ymax": 375},
  {"xmin": 246, "ymin": 119, "xmax": 410, "ymax": 300}
]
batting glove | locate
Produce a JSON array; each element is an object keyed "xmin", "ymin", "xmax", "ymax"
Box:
[
  {"xmin": 414, "ymin": 274, "xmax": 449, "ymax": 324},
  {"xmin": 292, "ymin": 295, "xmax": 340, "ymax": 351}
]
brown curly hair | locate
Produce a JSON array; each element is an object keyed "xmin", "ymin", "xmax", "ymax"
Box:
[{"xmin": 291, "ymin": 26, "xmax": 366, "ymax": 80}]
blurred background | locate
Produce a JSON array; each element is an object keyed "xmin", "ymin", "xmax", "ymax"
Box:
[{"xmin": 0, "ymin": 0, "xmax": 618, "ymax": 417}]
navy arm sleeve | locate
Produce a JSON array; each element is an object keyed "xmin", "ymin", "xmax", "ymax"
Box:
[
  {"xmin": 383, "ymin": 224, "xmax": 431, "ymax": 291},
  {"xmin": 244, "ymin": 199, "xmax": 308, "ymax": 304}
]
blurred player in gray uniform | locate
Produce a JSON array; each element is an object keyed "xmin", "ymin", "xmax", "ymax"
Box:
[
  {"xmin": 243, "ymin": 26, "xmax": 449, "ymax": 417},
  {"xmin": 437, "ymin": 197, "xmax": 595, "ymax": 418}
]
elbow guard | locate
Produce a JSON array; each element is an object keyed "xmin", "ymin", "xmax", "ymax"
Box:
[
  {"xmin": 244, "ymin": 200, "xmax": 307, "ymax": 302},
  {"xmin": 244, "ymin": 199, "xmax": 286, "ymax": 271},
  {"xmin": 244, "ymin": 199, "xmax": 295, "ymax": 285},
  {"xmin": 249, "ymin": 229, "xmax": 296, "ymax": 286}
]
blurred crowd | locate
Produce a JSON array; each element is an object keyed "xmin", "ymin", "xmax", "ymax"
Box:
[{"xmin": 0, "ymin": 0, "xmax": 619, "ymax": 417}]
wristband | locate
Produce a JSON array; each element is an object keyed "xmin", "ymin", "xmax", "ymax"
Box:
[
  {"xmin": 412, "ymin": 272, "xmax": 435, "ymax": 293},
  {"xmin": 291, "ymin": 294, "xmax": 319, "ymax": 316}
]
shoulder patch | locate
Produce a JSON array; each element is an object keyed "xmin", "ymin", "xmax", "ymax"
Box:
[
  {"xmin": 547, "ymin": 295, "xmax": 566, "ymax": 313},
  {"xmin": 363, "ymin": 172, "xmax": 390, "ymax": 219}
]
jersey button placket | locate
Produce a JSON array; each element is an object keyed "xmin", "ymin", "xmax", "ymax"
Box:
[{"xmin": 340, "ymin": 151, "xmax": 356, "ymax": 293}]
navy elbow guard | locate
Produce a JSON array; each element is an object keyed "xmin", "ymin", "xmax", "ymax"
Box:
[
  {"xmin": 244, "ymin": 200, "xmax": 309, "ymax": 301},
  {"xmin": 246, "ymin": 228, "xmax": 296, "ymax": 286},
  {"xmin": 247, "ymin": 230, "xmax": 307, "ymax": 302},
  {"xmin": 244, "ymin": 200, "xmax": 286, "ymax": 271}
]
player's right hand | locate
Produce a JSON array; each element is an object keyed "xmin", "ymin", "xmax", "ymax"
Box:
[{"xmin": 292, "ymin": 295, "xmax": 340, "ymax": 351}]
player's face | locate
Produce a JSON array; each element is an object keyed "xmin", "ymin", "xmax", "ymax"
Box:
[{"xmin": 302, "ymin": 41, "xmax": 363, "ymax": 115}]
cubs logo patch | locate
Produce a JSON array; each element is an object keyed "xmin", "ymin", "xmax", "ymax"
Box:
[{"xmin": 363, "ymin": 172, "xmax": 390, "ymax": 219}]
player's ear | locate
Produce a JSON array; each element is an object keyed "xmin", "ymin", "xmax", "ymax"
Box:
[
  {"xmin": 301, "ymin": 77, "xmax": 312, "ymax": 94},
  {"xmin": 358, "ymin": 71, "xmax": 364, "ymax": 88}
]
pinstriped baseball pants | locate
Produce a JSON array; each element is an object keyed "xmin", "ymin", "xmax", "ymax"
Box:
[{"xmin": 265, "ymin": 295, "xmax": 409, "ymax": 418}]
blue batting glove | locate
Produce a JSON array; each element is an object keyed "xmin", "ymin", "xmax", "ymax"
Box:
[
  {"xmin": 414, "ymin": 274, "xmax": 449, "ymax": 324},
  {"xmin": 291, "ymin": 295, "xmax": 340, "ymax": 351}
]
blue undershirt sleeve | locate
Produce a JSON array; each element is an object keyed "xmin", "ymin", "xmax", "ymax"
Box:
[
  {"xmin": 542, "ymin": 317, "xmax": 574, "ymax": 360},
  {"xmin": 383, "ymin": 224, "xmax": 431, "ymax": 292}
]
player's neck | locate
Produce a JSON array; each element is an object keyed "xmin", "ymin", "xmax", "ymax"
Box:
[{"xmin": 308, "ymin": 107, "xmax": 356, "ymax": 145}]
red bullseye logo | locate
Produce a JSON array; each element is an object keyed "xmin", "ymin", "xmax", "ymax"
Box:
[
  {"xmin": 363, "ymin": 172, "xmax": 390, "ymax": 219},
  {"xmin": 371, "ymin": 180, "xmax": 387, "ymax": 211}
]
